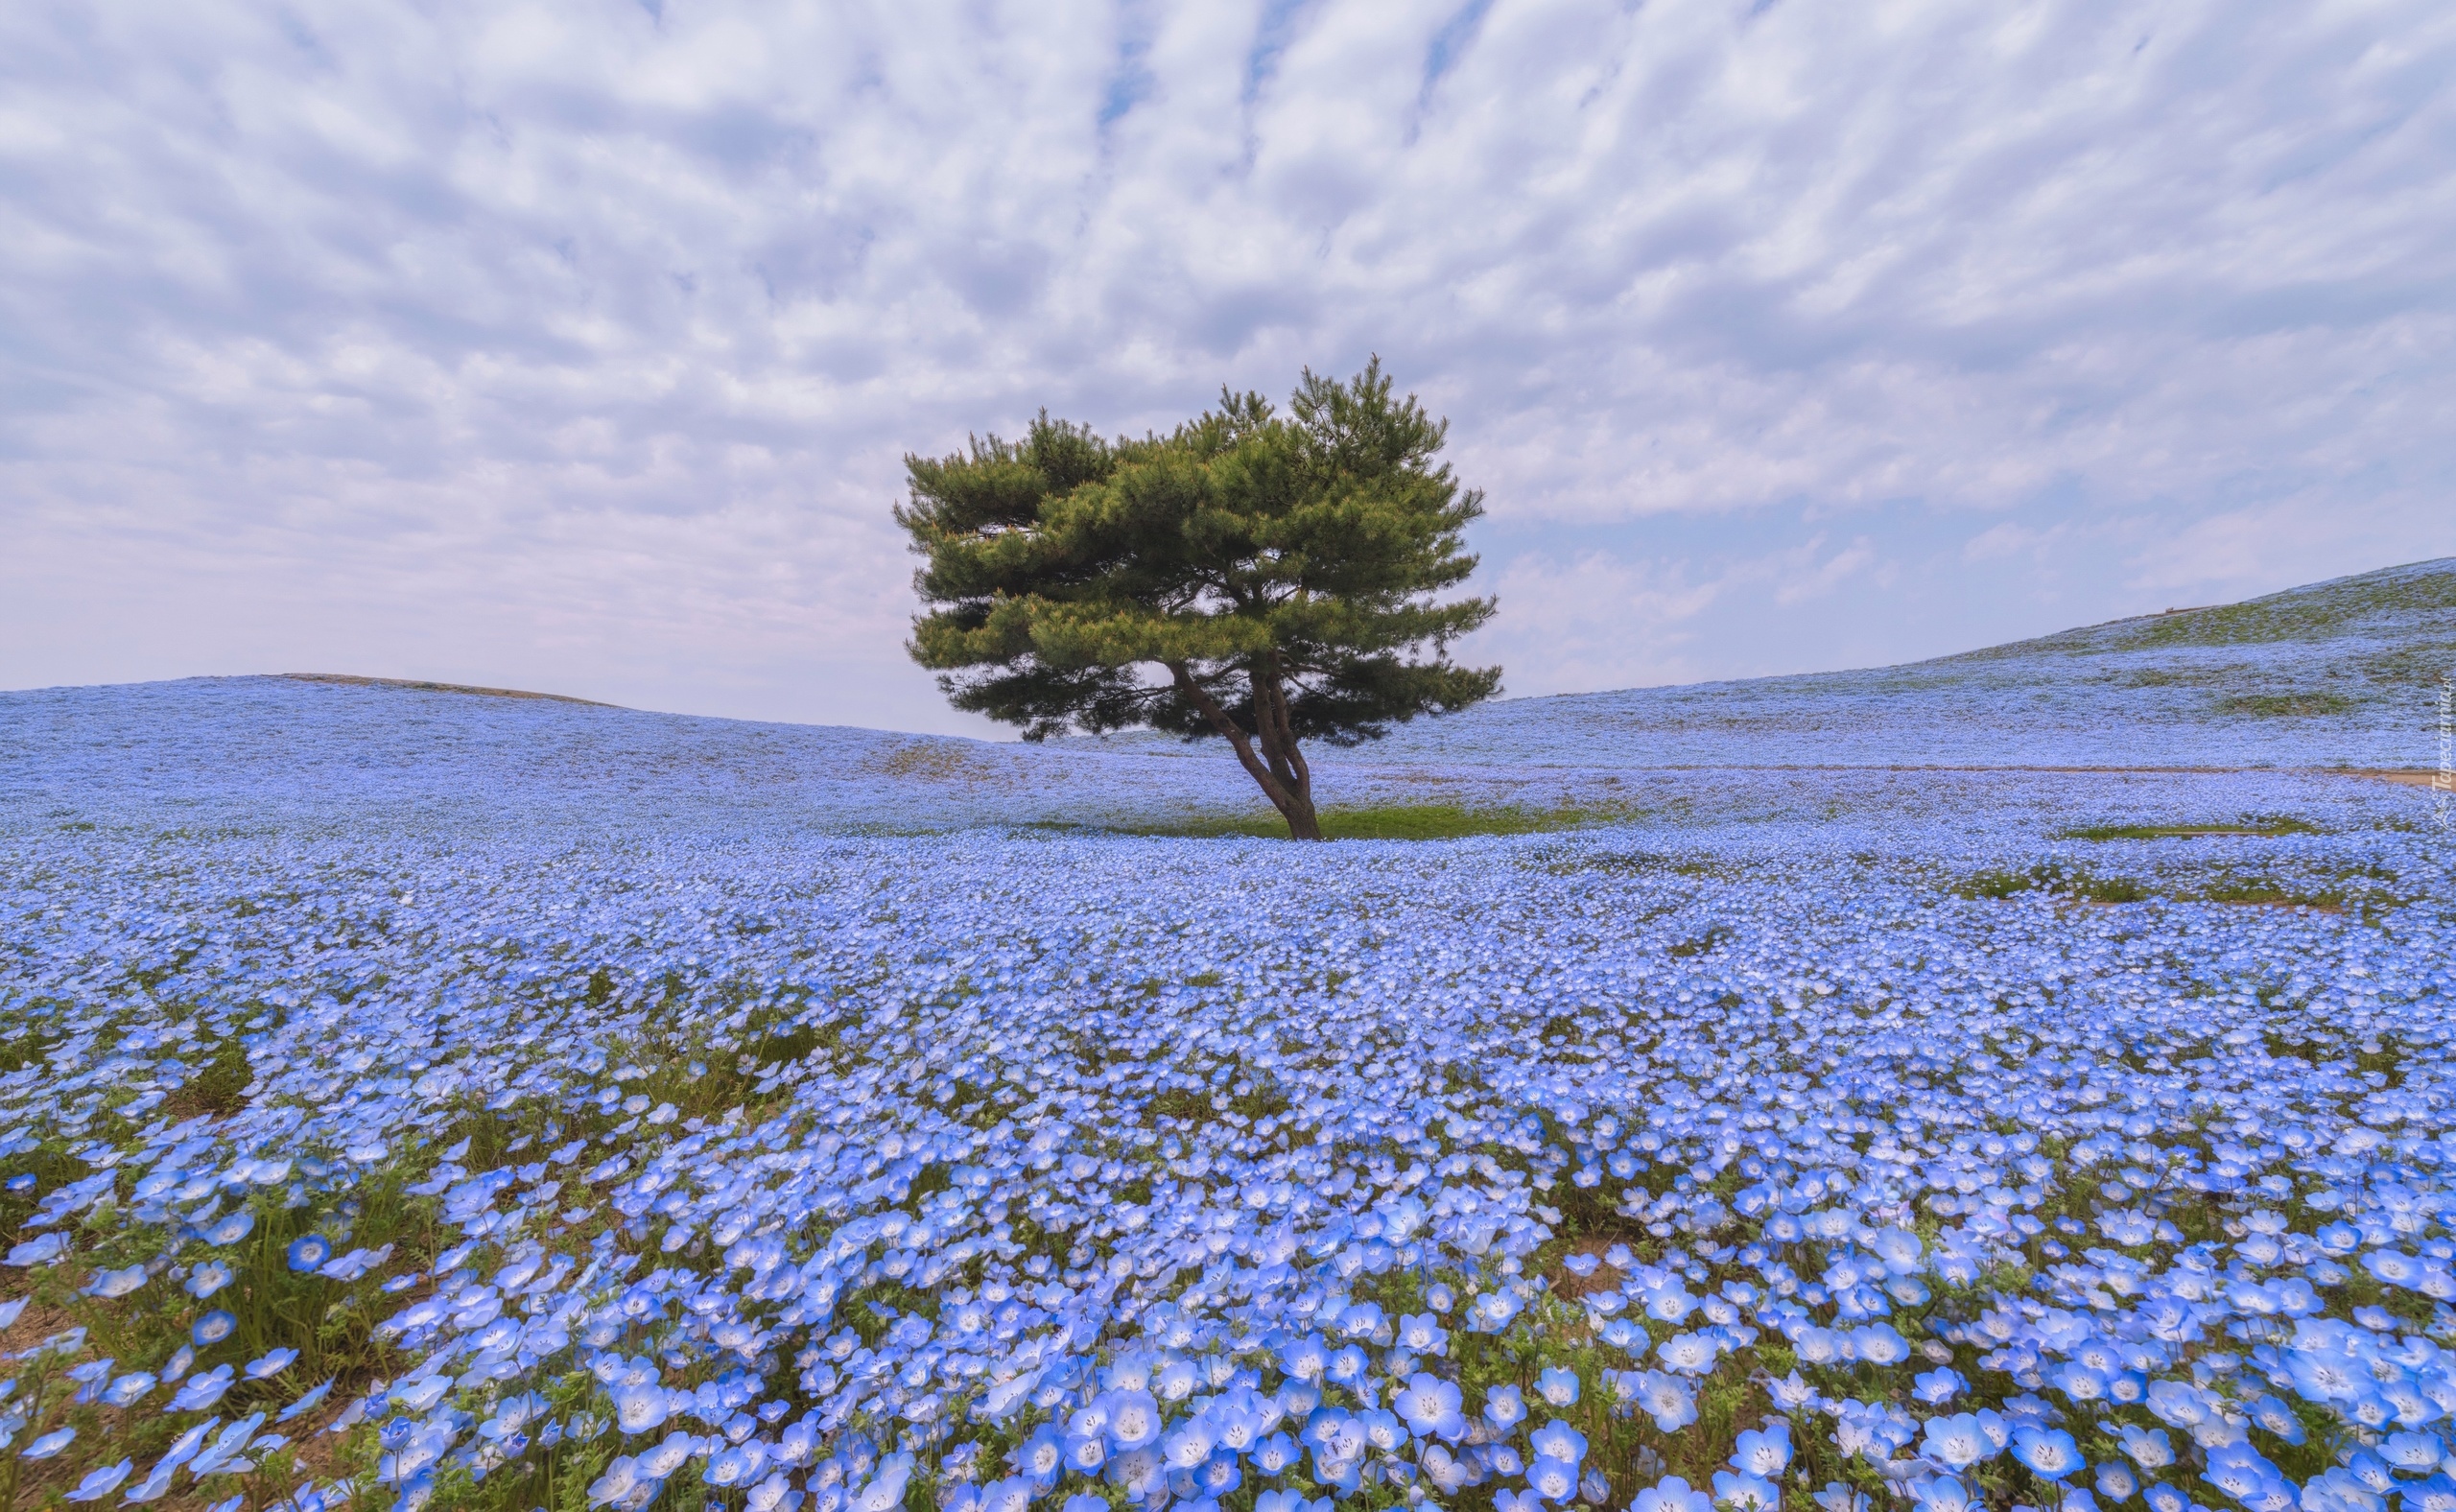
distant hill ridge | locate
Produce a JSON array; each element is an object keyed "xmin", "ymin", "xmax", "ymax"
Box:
[
  {"xmin": 3, "ymin": 559, "xmax": 2448, "ymax": 801},
  {"xmin": 283, "ymin": 673, "xmax": 616, "ymax": 706},
  {"xmin": 258, "ymin": 557, "xmax": 2455, "ymax": 730}
]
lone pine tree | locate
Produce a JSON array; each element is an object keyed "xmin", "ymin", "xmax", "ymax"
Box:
[{"xmin": 897, "ymin": 361, "xmax": 1501, "ymax": 839}]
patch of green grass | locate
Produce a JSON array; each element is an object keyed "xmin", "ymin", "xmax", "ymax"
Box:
[
  {"xmin": 2213, "ymin": 692, "xmax": 2355, "ymax": 719},
  {"xmin": 1666, "ymin": 925, "xmax": 1734, "ymax": 958},
  {"xmin": 1955, "ymin": 853, "xmax": 2379, "ymax": 912},
  {"xmin": 1956, "ymin": 863, "xmax": 2147, "ymax": 904},
  {"xmin": 1075, "ymin": 801, "xmax": 1637, "ymax": 840},
  {"xmin": 2061, "ymin": 818, "xmax": 2319, "ymax": 841}
]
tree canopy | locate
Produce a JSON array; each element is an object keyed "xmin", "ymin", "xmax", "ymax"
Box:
[{"xmin": 897, "ymin": 361, "xmax": 1501, "ymax": 839}]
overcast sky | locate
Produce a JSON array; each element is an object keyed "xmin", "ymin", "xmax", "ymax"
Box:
[{"xmin": 5, "ymin": 0, "xmax": 2451, "ymax": 735}]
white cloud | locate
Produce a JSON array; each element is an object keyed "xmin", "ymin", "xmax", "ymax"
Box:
[
  {"xmin": 2, "ymin": 0, "xmax": 2451, "ymax": 730},
  {"xmin": 1962, "ymin": 522, "xmax": 2065, "ymax": 563},
  {"xmin": 1473, "ymin": 552, "xmax": 1729, "ymax": 697},
  {"xmin": 1472, "ymin": 533, "xmax": 1901, "ymax": 696},
  {"xmin": 1773, "ymin": 535, "xmax": 1883, "ymax": 606}
]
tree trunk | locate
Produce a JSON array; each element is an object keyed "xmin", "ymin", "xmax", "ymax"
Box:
[
  {"xmin": 1254, "ymin": 653, "xmax": 1319, "ymax": 839},
  {"xmin": 1168, "ymin": 661, "xmax": 1323, "ymax": 839},
  {"xmin": 1276, "ymin": 787, "xmax": 1322, "ymax": 840}
]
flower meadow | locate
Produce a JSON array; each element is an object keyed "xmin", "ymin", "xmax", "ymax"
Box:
[{"xmin": 2, "ymin": 691, "xmax": 2453, "ymax": 1512}]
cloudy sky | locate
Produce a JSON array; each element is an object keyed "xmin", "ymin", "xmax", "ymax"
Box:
[{"xmin": 5, "ymin": 0, "xmax": 2451, "ymax": 734}]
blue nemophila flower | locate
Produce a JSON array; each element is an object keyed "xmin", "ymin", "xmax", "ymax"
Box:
[
  {"xmin": 190, "ymin": 1412, "xmax": 269, "ymax": 1478},
  {"xmin": 1527, "ymin": 1453, "xmax": 1580, "ymax": 1502},
  {"xmin": 1921, "ymin": 1414, "xmax": 1994, "ymax": 1471},
  {"xmin": 1912, "ymin": 1477, "xmax": 1975, "ymax": 1512},
  {"xmin": 1161, "ymin": 1415, "xmax": 1216, "ymax": 1470},
  {"xmin": 1101, "ymin": 1390, "xmax": 1162, "ymax": 1451},
  {"xmin": 1712, "ymin": 1470, "xmax": 1780, "ymax": 1512},
  {"xmin": 168, "ymin": 1364, "xmax": 236, "ymax": 1411},
  {"xmin": 2400, "ymin": 1477, "xmax": 2456, "ymax": 1512},
  {"xmin": 1530, "ymin": 1420, "xmax": 1589, "ymax": 1466},
  {"xmin": 201, "ymin": 1211, "xmax": 255, "ymax": 1246},
  {"xmin": 1062, "ymin": 1428, "xmax": 1107, "ymax": 1474},
  {"xmin": 1393, "ymin": 1375, "xmax": 1465, "ymax": 1441},
  {"xmin": 704, "ymin": 1441, "xmax": 768, "ymax": 1488},
  {"xmin": 611, "ymin": 1382, "xmax": 669, "ymax": 1435},
  {"xmin": 389, "ymin": 1376, "xmax": 452, "ymax": 1415},
  {"xmin": 851, "ymin": 1453, "xmax": 915, "ymax": 1512},
  {"xmin": 1730, "ymin": 1424, "xmax": 1790, "ymax": 1477},
  {"xmin": 185, "ymin": 1261, "xmax": 235, "ymax": 1298},
  {"xmin": 193, "ymin": 1309, "xmax": 238, "ymax": 1346},
  {"xmin": 7, "ymin": 1233, "xmax": 65, "ymax": 1266},
  {"xmin": 1484, "ymin": 1383, "xmax": 1526, "ymax": 1430},
  {"xmin": 2119, "ymin": 1427, "xmax": 2176, "ymax": 1471},
  {"xmin": 1537, "ymin": 1367, "xmax": 1580, "ymax": 1407},
  {"xmin": 1356, "ymin": 1408, "xmax": 1405, "ymax": 1455},
  {"xmin": 245, "ymin": 1347, "xmax": 298, "ymax": 1380},
  {"xmin": 1471, "ymin": 1288, "xmax": 1524, "ymax": 1332},
  {"xmin": 277, "ymin": 1379, "xmax": 335, "ymax": 1424},
  {"xmin": 1632, "ymin": 1370, "xmax": 1698, "ymax": 1432},
  {"xmin": 1279, "ymin": 1335, "xmax": 1327, "ymax": 1382},
  {"xmin": 1635, "ymin": 1478, "xmax": 1715, "ymax": 1512},
  {"xmin": 287, "ymin": 1235, "xmax": 333, "ymax": 1271},
  {"xmin": 2012, "ymin": 1428, "xmax": 2084, "ymax": 1480},
  {"xmin": 61, "ymin": 1456, "xmax": 131, "ymax": 1501},
  {"xmin": 637, "ymin": 1430, "xmax": 699, "ymax": 1479},
  {"xmin": 743, "ymin": 1472, "xmax": 797, "ymax": 1512},
  {"xmin": 2380, "ymin": 1433, "xmax": 2444, "ymax": 1472},
  {"xmin": 1006, "ymin": 1423, "xmax": 1067, "ymax": 1488},
  {"xmin": 1251, "ymin": 1432, "xmax": 1299, "ymax": 1476},
  {"xmin": 2202, "ymin": 1443, "xmax": 2286, "ymax": 1503},
  {"xmin": 585, "ymin": 1455, "xmax": 646, "ymax": 1508},
  {"xmin": 2144, "ymin": 1382, "xmax": 2213, "ymax": 1429},
  {"xmin": 83, "ymin": 1264, "xmax": 148, "ymax": 1298},
  {"xmin": 129, "ymin": 1420, "xmax": 211, "ymax": 1500},
  {"xmin": 1849, "ymin": 1325, "xmax": 1909, "ymax": 1365},
  {"xmin": 1657, "ymin": 1332, "xmax": 1721, "ymax": 1374},
  {"xmin": 23, "ymin": 1425, "xmax": 78, "ymax": 1458}
]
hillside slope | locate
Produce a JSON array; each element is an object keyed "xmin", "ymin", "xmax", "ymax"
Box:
[{"xmin": 1352, "ymin": 556, "xmax": 2455, "ymax": 768}]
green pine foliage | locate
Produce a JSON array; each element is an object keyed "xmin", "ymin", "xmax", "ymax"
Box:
[{"xmin": 897, "ymin": 360, "xmax": 1502, "ymax": 838}]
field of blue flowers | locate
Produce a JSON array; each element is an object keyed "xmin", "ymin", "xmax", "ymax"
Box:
[
  {"xmin": 1174, "ymin": 557, "xmax": 2456, "ymax": 771},
  {"xmin": 2, "ymin": 674, "xmax": 2451, "ymax": 1512}
]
